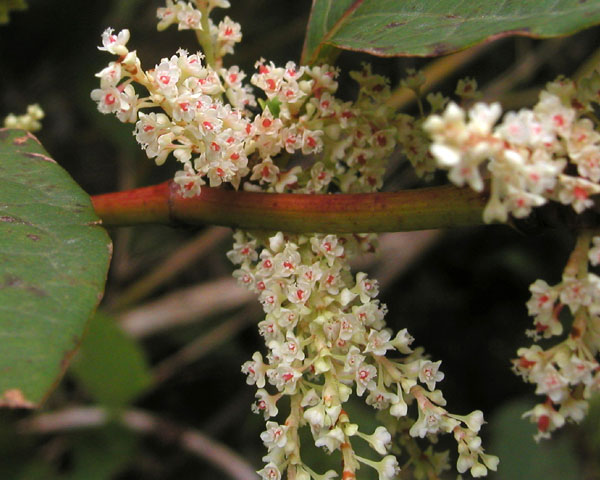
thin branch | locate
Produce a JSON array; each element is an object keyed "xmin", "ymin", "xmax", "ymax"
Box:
[
  {"xmin": 482, "ymin": 38, "xmax": 567, "ymax": 103},
  {"xmin": 18, "ymin": 407, "xmax": 258, "ymax": 480},
  {"xmin": 92, "ymin": 181, "xmax": 488, "ymax": 233},
  {"xmin": 361, "ymin": 230, "xmax": 442, "ymax": 287},
  {"xmin": 118, "ymin": 277, "xmax": 254, "ymax": 338},
  {"xmin": 108, "ymin": 226, "xmax": 231, "ymax": 311},
  {"xmin": 386, "ymin": 43, "xmax": 491, "ymax": 111},
  {"xmin": 153, "ymin": 306, "xmax": 262, "ymax": 383}
]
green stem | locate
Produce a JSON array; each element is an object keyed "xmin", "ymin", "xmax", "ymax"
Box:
[
  {"xmin": 196, "ymin": 6, "xmax": 216, "ymax": 68},
  {"xmin": 563, "ymin": 229, "xmax": 594, "ymax": 279},
  {"xmin": 91, "ymin": 181, "xmax": 488, "ymax": 233}
]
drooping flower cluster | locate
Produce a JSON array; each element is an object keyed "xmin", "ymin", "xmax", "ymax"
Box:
[
  {"xmin": 422, "ymin": 71, "xmax": 600, "ymax": 443},
  {"xmin": 92, "ymin": 1, "xmax": 498, "ymax": 478},
  {"xmin": 513, "ymin": 231, "xmax": 600, "ymax": 441},
  {"xmin": 423, "ymin": 78, "xmax": 600, "ymax": 223},
  {"xmin": 223, "ymin": 34, "xmax": 495, "ymax": 480},
  {"xmin": 232, "ymin": 228, "xmax": 498, "ymax": 479}
]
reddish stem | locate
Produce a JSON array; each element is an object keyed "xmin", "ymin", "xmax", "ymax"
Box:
[{"xmin": 91, "ymin": 181, "xmax": 488, "ymax": 233}]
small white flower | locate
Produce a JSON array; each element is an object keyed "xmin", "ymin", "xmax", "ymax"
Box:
[
  {"xmin": 267, "ymin": 363, "xmax": 302, "ymax": 393},
  {"xmin": 314, "ymin": 426, "xmax": 345, "ymax": 452},
  {"xmin": 526, "ymin": 279, "xmax": 558, "ymax": 316},
  {"xmin": 310, "ymin": 234, "xmax": 344, "ymax": 266},
  {"xmin": 533, "ymin": 364, "xmax": 569, "ymax": 403},
  {"xmin": 90, "ymin": 86, "xmax": 126, "ymax": 114},
  {"xmin": 558, "ymin": 395, "xmax": 588, "ymax": 423},
  {"xmin": 260, "ymin": 422, "xmax": 288, "ymax": 450},
  {"xmin": 468, "ymin": 102, "xmax": 502, "ymax": 135},
  {"xmin": 463, "ymin": 410, "xmax": 485, "ymax": 433},
  {"xmin": 391, "ymin": 328, "xmax": 414, "ymax": 354},
  {"xmin": 418, "ymin": 360, "xmax": 445, "ymax": 391},
  {"xmin": 354, "ymin": 272, "xmax": 379, "ymax": 303},
  {"xmin": 98, "ymin": 28, "xmax": 130, "ymax": 56},
  {"xmin": 560, "ymin": 277, "xmax": 591, "ymax": 313},
  {"xmin": 369, "ymin": 426, "xmax": 392, "ymax": 455},
  {"xmin": 379, "ymin": 455, "xmax": 400, "ymax": 480},
  {"xmin": 95, "ymin": 62, "xmax": 122, "ymax": 88},
  {"xmin": 153, "ymin": 56, "xmax": 181, "ymax": 98},
  {"xmin": 217, "ymin": 16, "xmax": 242, "ymax": 56},
  {"xmin": 409, "ymin": 403, "xmax": 455, "ymax": 438},
  {"xmin": 251, "ymin": 157, "xmax": 280, "ymax": 185},
  {"xmin": 344, "ymin": 346, "xmax": 365, "ymax": 373},
  {"xmin": 366, "ymin": 388, "xmax": 398, "ymax": 410},
  {"xmin": 558, "ymin": 175, "xmax": 600, "ymax": 213},
  {"xmin": 355, "ymin": 363, "xmax": 377, "ymax": 396},
  {"xmin": 258, "ymin": 462, "xmax": 281, "ymax": 480},
  {"xmin": 390, "ymin": 391, "xmax": 408, "ymax": 418},
  {"xmin": 241, "ymin": 351, "xmax": 268, "ymax": 388},
  {"xmin": 157, "ymin": 0, "xmax": 177, "ymax": 30},
  {"xmin": 252, "ymin": 389, "xmax": 279, "ymax": 419},
  {"xmin": 364, "ymin": 329, "xmax": 393, "ymax": 356}
]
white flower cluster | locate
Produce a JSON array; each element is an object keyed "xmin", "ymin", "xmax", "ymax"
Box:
[
  {"xmin": 92, "ymin": 1, "xmax": 498, "ymax": 477},
  {"xmin": 91, "ymin": 19, "xmax": 253, "ymax": 195},
  {"xmin": 91, "ymin": 22, "xmax": 396, "ymax": 198},
  {"xmin": 225, "ymin": 59, "xmax": 497, "ymax": 475},
  {"xmin": 423, "ymin": 79, "xmax": 600, "ymax": 223},
  {"xmin": 232, "ymin": 229, "xmax": 497, "ymax": 479},
  {"xmin": 513, "ymin": 232, "xmax": 600, "ymax": 441},
  {"xmin": 3, "ymin": 103, "xmax": 44, "ymax": 132},
  {"xmin": 241, "ymin": 60, "xmax": 396, "ymax": 195},
  {"xmin": 157, "ymin": 0, "xmax": 231, "ymax": 30}
]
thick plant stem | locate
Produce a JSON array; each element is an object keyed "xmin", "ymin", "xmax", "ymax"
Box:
[{"xmin": 92, "ymin": 181, "xmax": 488, "ymax": 232}]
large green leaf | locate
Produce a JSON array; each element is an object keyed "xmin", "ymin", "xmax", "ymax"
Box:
[
  {"xmin": 302, "ymin": 0, "xmax": 600, "ymax": 64},
  {"xmin": 0, "ymin": 128, "xmax": 111, "ymax": 408}
]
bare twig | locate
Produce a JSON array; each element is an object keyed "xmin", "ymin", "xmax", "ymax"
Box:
[
  {"xmin": 482, "ymin": 38, "xmax": 567, "ymax": 103},
  {"xmin": 118, "ymin": 277, "xmax": 254, "ymax": 337},
  {"xmin": 19, "ymin": 407, "xmax": 258, "ymax": 480},
  {"xmin": 109, "ymin": 226, "xmax": 231, "ymax": 311},
  {"xmin": 386, "ymin": 43, "xmax": 491, "ymax": 111},
  {"xmin": 356, "ymin": 230, "xmax": 442, "ymax": 288},
  {"xmin": 153, "ymin": 305, "xmax": 262, "ymax": 383}
]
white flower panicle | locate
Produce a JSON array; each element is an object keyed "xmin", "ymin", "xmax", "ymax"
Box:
[
  {"xmin": 92, "ymin": 1, "xmax": 498, "ymax": 478},
  {"xmin": 420, "ymin": 49, "xmax": 600, "ymax": 450},
  {"xmin": 227, "ymin": 38, "xmax": 496, "ymax": 480},
  {"xmin": 424, "ymin": 79, "xmax": 600, "ymax": 223},
  {"xmin": 513, "ymin": 232, "xmax": 600, "ymax": 441},
  {"xmin": 228, "ymin": 57, "xmax": 496, "ymax": 474}
]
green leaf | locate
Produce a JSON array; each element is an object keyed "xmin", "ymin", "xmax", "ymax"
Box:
[
  {"xmin": 302, "ymin": 0, "xmax": 600, "ymax": 64},
  {"xmin": 70, "ymin": 312, "xmax": 152, "ymax": 408},
  {"xmin": 0, "ymin": 128, "xmax": 111, "ymax": 408}
]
